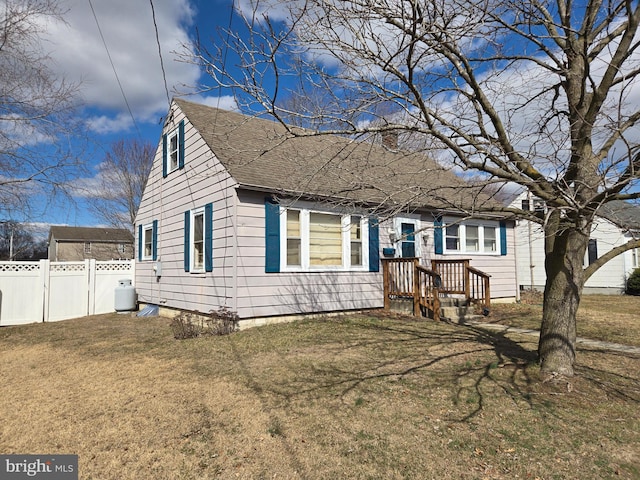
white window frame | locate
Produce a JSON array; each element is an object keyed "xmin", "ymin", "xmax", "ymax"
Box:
[
  {"xmin": 165, "ymin": 127, "xmax": 180, "ymax": 174},
  {"xmin": 443, "ymin": 220, "xmax": 500, "ymax": 255},
  {"xmin": 392, "ymin": 217, "xmax": 421, "ymax": 258},
  {"xmin": 190, "ymin": 207, "xmax": 205, "ymax": 273},
  {"xmin": 142, "ymin": 223, "xmax": 154, "ymax": 260},
  {"xmin": 280, "ymin": 206, "xmax": 369, "ymax": 272}
]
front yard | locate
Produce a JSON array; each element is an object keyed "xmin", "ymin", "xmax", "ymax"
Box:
[{"xmin": 0, "ymin": 298, "xmax": 638, "ymax": 479}]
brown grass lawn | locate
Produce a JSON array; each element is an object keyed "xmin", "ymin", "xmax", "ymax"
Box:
[
  {"xmin": 489, "ymin": 293, "xmax": 640, "ymax": 346},
  {"xmin": 0, "ymin": 303, "xmax": 638, "ymax": 479}
]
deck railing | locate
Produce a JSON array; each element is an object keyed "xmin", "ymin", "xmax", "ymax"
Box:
[{"xmin": 382, "ymin": 257, "xmax": 491, "ymax": 319}]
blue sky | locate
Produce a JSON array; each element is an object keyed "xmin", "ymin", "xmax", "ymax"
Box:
[
  {"xmin": 25, "ymin": 0, "xmax": 243, "ymax": 229},
  {"xmin": 19, "ymin": 0, "xmax": 640, "ymax": 232}
]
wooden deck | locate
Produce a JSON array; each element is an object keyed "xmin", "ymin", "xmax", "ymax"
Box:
[{"xmin": 382, "ymin": 258, "xmax": 491, "ymax": 320}]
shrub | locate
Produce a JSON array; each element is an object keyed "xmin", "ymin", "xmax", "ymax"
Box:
[
  {"xmin": 626, "ymin": 268, "xmax": 640, "ymax": 296},
  {"xmin": 170, "ymin": 306, "xmax": 239, "ymax": 339}
]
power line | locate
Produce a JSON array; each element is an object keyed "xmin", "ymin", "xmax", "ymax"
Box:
[
  {"xmin": 88, "ymin": 0, "xmax": 142, "ymax": 138},
  {"xmin": 149, "ymin": 0, "xmax": 171, "ymax": 108}
]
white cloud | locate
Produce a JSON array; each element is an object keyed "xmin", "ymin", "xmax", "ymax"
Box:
[
  {"xmin": 85, "ymin": 113, "xmax": 133, "ymax": 135},
  {"xmin": 195, "ymin": 95, "xmax": 239, "ymax": 111},
  {"xmin": 44, "ymin": 0, "xmax": 201, "ymax": 125}
]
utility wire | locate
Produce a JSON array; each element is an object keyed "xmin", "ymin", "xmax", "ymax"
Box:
[
  {"xmin": 149, "ymin": 0, "xmax": 171, "ymax": 108},
  {"xmin": 88, "ymin": 0, "xmax": 142, "ymax": 138}
]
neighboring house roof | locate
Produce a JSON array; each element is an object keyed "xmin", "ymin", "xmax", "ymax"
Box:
[
  {"xmin": 48, "ymin": 226, "xmax": 134, "ymax": 243},
  {"xmin": 599, "ymin": 200, "xmax": 640, "ymax": 232},
  {"xmin": 174, "ymin": 98, "xmax": 496, "ymax": 214}
]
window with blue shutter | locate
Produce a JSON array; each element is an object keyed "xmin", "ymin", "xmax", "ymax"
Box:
[
  {"xmin": 163, "ymin": 120, "xmax": 185, "ymax": 177},
  {"xmin": 152, "ymin": 219, "xmax": 158, "ymax": 261},
  {"xmin": 185, "ymin": 203, "xmax": 214, "ymax": 273},
  {"xmin": 266, "ymin": 200, "xmax": 377, "ymax": 272},
  {"xmin": 184, "ymin": 211, "xmax": 190, "ymax": 271},
  {"xmin": 368, "ymin": 218, "xmax": 379, "ymax": 272},
  {"xmin": 434, "ymin": 216, "xmax": 444, "ymax": 255},
  {"xmin": 139, "ymin": 222, "xmax": 157, "ymax": 261},
  {"xmin": 500, "ymin": 221, "xmax": 507, "ymax": 256},
  {"xmin": 437, "ymin": 217, "xmax": 506, "ymax": 255},
  {"xmin": 265, "ymin": 198, "xmax": 280, "ymax": 273}
]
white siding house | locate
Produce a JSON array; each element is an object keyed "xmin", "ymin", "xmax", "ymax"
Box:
[
  {"xmin": 134, "ymin": 99, "xmax": 518, "ymax": 324},
  {"xmin": 512, "ymin": 192, "xmax": 640, "ymax": 294}
]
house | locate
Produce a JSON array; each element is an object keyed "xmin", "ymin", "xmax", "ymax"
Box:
[
  {"xmin": 512, "ymin": 192, "xmax": 640, "ymax": 294},
  {"xmin": 48, "ymin": 226, "xmax": 134, "ymax": 261},
  {"xmin": 134, "ymin": 98, "xmax": 519, "ymax": 325}
]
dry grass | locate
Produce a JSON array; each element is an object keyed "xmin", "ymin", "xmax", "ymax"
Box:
[
  {"xmin": 0, "ymin": 309, "xmax": 638, "ymax": 479},
  {"xmin": 489, "ymin": 293, "xmax": 640, "ymax": 346}
]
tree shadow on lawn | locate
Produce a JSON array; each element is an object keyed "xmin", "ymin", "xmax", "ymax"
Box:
[{"xmin": 229, "ymin": 314, "xmax": 544, "ymax": 421}]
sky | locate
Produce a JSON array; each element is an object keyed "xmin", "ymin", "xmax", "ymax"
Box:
[
  {"xmin": 28, "ymin": 0, "xmax": 242, "ymax": 228},
  {"xmin": 13, "ymin": 0, "xmax": 640, "ymax": 232}
]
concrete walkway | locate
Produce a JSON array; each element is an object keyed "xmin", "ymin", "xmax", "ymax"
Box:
[{"xmin": 464, "ymin": 321, "xmax": 640, "ymax": 355}]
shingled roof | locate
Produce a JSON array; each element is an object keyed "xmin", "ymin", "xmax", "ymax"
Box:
[
  {"xmin": 48, "ymin": 226, "xmax": 134, "ymax": 243},
  {"xmin": 174, "ymin": 98, "xmax": 494, "ymax": 214}
]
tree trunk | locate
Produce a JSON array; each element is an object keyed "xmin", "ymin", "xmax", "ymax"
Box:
[{"xmin": 538, "ymin": 216, "xmax": 589, "ymax": 376}]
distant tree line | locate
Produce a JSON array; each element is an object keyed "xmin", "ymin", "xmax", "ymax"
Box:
[{"xmin": 0, "ymin": 221, "xmax": 48, "ymax": 261}]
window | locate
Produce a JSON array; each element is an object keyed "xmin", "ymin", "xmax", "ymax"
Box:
[
  {"xmin": 118, "ymin": 243, "xmax": 126, "ymax": 254},
  {"xmin": 587, "ymin": 239, "xmax": 598, "ymax": 266},
  {"xmin": 138, "ymin": 221, "xmax": 157, "ymax": 261},
  {"xmin": 350, "ymin": 216, "xmax": 363, "ymax": 266},
  {"xmin": 445, "ymin": 225, "xmax": 460, "ymax": 251},
  {"xmin": 286, "ymin": 209, "xmax": 301, "ymax": 266},
  {"xmin": 192, "ymin": 208, "xmax": 205, "ymax": 271},
  {"xmin": 442, "ymin": 221, "xmax": 500, "ymax": 254},
  {"xmin": 84, "ymin": 242, "xmax": 91, "ymax": 254},
  {"xmin": 281, "ymin": 207, "xmax": 369, "ymax": 271},
  {"xmin": 163, "ymin": 120, "xmax": 184, "ymax": 177},
  {"xmin": 184, "ymin": 203, "xmax": 213, "ymax": 273},
  {"xmin": 168, "ymin": 130, "xmax": 179, "ymax": 171},
  {"xmin": 400, "ymin": 222, "xmax": 416, "ymax": 257},
  {"xmin": 465, "ymin": 225, "xmax": 479, "ymax": 252}
]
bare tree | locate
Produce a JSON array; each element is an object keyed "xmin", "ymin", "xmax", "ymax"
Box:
[
  {"xmin": 0, "ymin": 0, "xmax": 82, "ymax": 219},
  {"xmin": 188, "ymin": 0, "xmax": 640, "ymax": 376},
  {"xmin": 86, "ymin": 139, "xmax": 154, "ymax": 231}
]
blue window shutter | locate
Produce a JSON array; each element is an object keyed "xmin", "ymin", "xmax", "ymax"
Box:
[
  {"xmin": 205, "ymin": 202, "xmax": 213, "ymax": 272},
  {"xmin": 434, "ymin": 216, "xmax": 443, "ymax": 255},
  {"xmin": 137, "ymin": 224, "xmax": 142, "ymax": 261},
  {"xmin": 184, "ymin": 211, "xmax": 190, "ymax": 272},
  {"xmin": 162, "ymin": 134, "xmax": 168, "ymax": 178},
  {"xmin": 264, "ymin": 198, "xmax": 280, "ymax": 273},
  {"xmin": 500, "ymin": 221, "xmax": 507, "ymax": 256},
  {"xmin": 368, "ymin": 218, "xmax": 379, "ymax": 272},
  {"xmin": 152, "ymin": 220, "xmax": 158, "ymax": 261},
  {"xmin": 178, "ymin": 120, "xmax": 185, "ymax": 170}
]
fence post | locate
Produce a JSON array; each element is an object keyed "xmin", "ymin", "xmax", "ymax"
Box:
[
  {"xmin": 382, "ymin": 259, "xmax": 390, "ymax": 310},
  {"xmin": 40, "ymin": 259, "xmax": 50, "ymax": 322},
  {"xmin": 413, "ymin": 259, "xmax": 420, "ymax": 316},
  {"xmin": 88, "ymin": 259, "xmax": 97, "ymax": 316}
]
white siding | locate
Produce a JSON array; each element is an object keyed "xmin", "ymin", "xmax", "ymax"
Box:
[
  {"xmin": 135, "ymin": 103, "xmax": 383, "ymax": 319},
  {"xmin": 135, "ymin": 105, "xmax": 238, "ymax": 314},
  {"xmin": 379, "ymin": 216, "xmax": 519, "ymax": 300},
  {"xmin": 233, "ymin": 190, "xmax": 383, "ymax": 318},
  {"xmin": 512, "ymin": 192, "xmax": 635, "ymax": 293},
  {"xmin": 515, "ymin": 216, "xmax": 632, "ymax": 293}
]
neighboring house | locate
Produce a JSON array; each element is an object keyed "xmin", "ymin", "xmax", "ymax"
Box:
[
  {"xmin": 48, "ymin": 226, "xmax": 134, "ymax": 261},
  {"xmin": 512, "ymin": 192, "xmax": 640, "ymax": 294},
  {"xmin": 134, "ymin": 98, "xmax": 518, "ymax": 323}
]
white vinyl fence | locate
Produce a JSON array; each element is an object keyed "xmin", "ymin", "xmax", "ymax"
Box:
[{"xmin": 0, "ymin": 260, "xmax": 135, "ymax": 326}]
